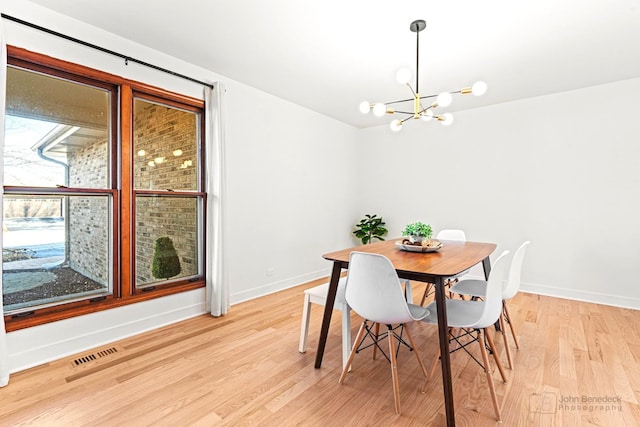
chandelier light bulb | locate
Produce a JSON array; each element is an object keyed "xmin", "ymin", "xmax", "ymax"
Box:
[
  {"xmin": 472, "ymin": 81, "xmax": 488, "ymax": 96},
  {"xmin": 372, "ymin": 103, "xmax": 386, "ymax": 117},
  {"xmin": 437, "ymin": 92, "xmax": 453, "ymax": 107},
  {"xmin": 390, "ymin": 119, "xmax": 403, "ymax": 132},
  {"xmin": 421, "ymin": 110, "xmax": 434, "ymax": 122},
  {"xmin": 359, "ymin": 101, "xmax": 371, "ymax": 114},
  {"xmin": 395, "ymin": 68, "xmax": 412, "ymax": 85},
  {"xmin": 440, "ymin": 113, "xmax": 454, "ymax": 126}
]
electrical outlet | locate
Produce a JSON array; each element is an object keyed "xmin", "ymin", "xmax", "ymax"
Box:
[{"xmin": 266, "ymin": 267, "xmax": 275, "ymax": 276}]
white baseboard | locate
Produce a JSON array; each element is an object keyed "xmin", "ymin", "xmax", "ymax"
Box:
[
  {"xmin": 7, "ymin": 289, "xmax": 207, "ymax": 373},
  {"xmin": 230, "ymin": 268, "xmax": 331, "ymax": 305},
  {"xmin": 9, "ymin": 272, "xmax": 638, "ymax": 375},
  {"xmin": 7, "ymin": 268, "xmax": 334, "ymax": 375},
  {"xmin": 520, "ymin": 282, "xmax": 640, "ymax": 311},
  {"xmin": 233, "ymin": 269, "xmax": 640, "ymax": 312},
  {"xmin": 463, "ymin": 273, "xmax": 640, "ymax": 310}
]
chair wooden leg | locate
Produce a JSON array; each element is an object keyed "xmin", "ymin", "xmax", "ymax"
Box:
[
  {"xmin": 503, "ymin": 301, "xmax": 520, "ymax": 350},
  {"xmin": 340, "ymin": 305, "xmax": 352, "ymax": 371},
  {"xmin": 387, "ymin": 326, "xmax": 402, "ymax": 414},
  {"xmin": 499, "ymin": 314, "xmax": 514, "ymax": 369},
  {"xmin": 298, "ymin": 294, "xmax": 312, "ymax": 353},
  {"xmin": 339, "ymin": 321, "xmax": 367, "ymax": 384},
  {"xmin": 485, "ymin": 328, "xmax": 508, "ymax": 383},
  {"xmin": 372, "ymin": 322, "xmax": 381, "ymax": 360},
  {"xmin": 420, "ymin": 283, "xmax": 433, "ymax": 306},
  {"xmin": 478, "ymin": 329, "xmax": 502, "ymax": 422},
  {"xmin": 404, "ymin": 324, "xmax": 428, "ymax": 379},
  {"xmin": 422, "ymin": 344, "xmax": 441, "ymax": 393}
]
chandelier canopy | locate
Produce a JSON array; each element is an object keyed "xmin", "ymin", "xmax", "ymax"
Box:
[{"xmin": 359, "ymin": 19, "xmax": 487, "ymax": 131}]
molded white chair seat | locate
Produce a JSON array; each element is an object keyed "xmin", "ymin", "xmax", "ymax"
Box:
[
  {"xmin": 298, "ymin": 278, "xmax": 351, "ymax": 370},
  {"xmin": 422, "ymin": 298, "xmax": 487, "ymax": 327},
  {"xmin": 447, "ymin": 279, "xmax": 487, "ymax": 298}
]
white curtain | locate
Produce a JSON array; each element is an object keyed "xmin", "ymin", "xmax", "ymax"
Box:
[
  {"xmin": 0, "ymin": 18, "xmax": 10, "ymax": 387},
  {"xmin": 204, "ymin": 83, "xmax": 229, "ymax": 316}
]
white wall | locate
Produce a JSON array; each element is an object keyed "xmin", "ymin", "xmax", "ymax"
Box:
[
  {"xmin": 357, "ymin": 78, "xmax": 640, "ymax": 309},
  {"xmin": 224, "ymin": 83, "xmax": 359, "ymax": 303},
  {"xmin": 2, "ymin": 0, "xmax": 359, "ymax": 372},
  {"xmin": 4, "ymin": 0, "xmax": 639, "ymax": 374}
]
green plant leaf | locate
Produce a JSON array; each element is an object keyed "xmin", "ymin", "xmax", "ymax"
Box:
[
  {"xmin": 401, "ymin": 221, "xmax": 432, "ymax": 238},
  {"xmin": 353, "ymin": 214, "xmax": 388, "ymax": 244}
]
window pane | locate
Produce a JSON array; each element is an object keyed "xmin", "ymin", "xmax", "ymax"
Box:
[
  {"xmin": 135, "ymin": 196, "xmax": 200, "ymax": 288},
  {"xmin": 2, "ymin": 195, "xmax": 111, "ymax": 313},
  {"xmin": 133, "ymin": 99, "xmax": 199, "ymax": 191},
  {"xmin": 4, "ymin": 66, "xmax": 111, "ymax": 189}
]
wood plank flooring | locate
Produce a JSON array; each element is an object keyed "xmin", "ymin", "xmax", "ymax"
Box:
[{"xmin": 1, "ymin": 278, "xmax": 639, "ymax": 426}]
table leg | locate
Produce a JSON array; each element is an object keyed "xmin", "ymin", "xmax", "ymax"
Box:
[
  {"xmin": 314, "ymin": 261, "xmax": 342, "ymax": 368},
  {"xmin": 435, "ymin": 276, "xmax": 456, "ymax": 427},
  {"xmin": 482, "ymin": 256, "xmax": 491, "ymax": 280}
]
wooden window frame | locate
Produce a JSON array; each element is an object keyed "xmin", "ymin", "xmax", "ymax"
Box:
[{"xmin": 3, "ymin": 46, "xmax": 206, "ymax": 332}]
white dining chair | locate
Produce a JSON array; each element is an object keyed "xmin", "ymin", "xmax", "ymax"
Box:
[
  {"xmin": 298, "ymin": 277, "xmax": 352, "ymax": 370},
  {"xmin": 338, "ymin": 251, "xmax": 430, "ymax": 415},
  {"xmin": 421, "ymin": 250, "xmax": 510, "ymax": 422},
  {"xmin": 419, "ymin": 229, "xmax": 468, "ymax": 305},
  {"xmin": 449, "ymin": 240, "xmax": 530, "ymax": 369}
]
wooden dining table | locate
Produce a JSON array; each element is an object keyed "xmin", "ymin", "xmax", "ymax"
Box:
[{"xmin": 316, "ymin": 238, "xmax": 497, "ymax": 427}]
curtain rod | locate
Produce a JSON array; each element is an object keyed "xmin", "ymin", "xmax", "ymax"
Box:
[{"xmin": 1, "ymin": 13, "xmax": 214, "ymax": 89}]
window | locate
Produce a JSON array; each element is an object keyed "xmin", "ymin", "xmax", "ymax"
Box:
[
  {"xmin": 3, "ymin": 47, "xmax": 205, "ymax": 330},
  {"xmin": 132, "ymin": 97, "xmax": 204, "ymax": 290}
]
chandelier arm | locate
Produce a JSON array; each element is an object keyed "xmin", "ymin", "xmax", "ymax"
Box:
[
  {"xmin": 406, "ymin": 83, "xmax": 418, "ymax": 99},
  {"xmin": 383, "ymin": 93, "xmax": 440, "ymax": 105},
  {"xmin": 385, "ymin": 97, "xmax": 416, "ymax": 105}
]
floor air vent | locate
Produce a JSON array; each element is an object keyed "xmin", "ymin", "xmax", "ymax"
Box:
[{"xmin": 72, "ymin": 346, "xmax": 119, "ymax": 366}]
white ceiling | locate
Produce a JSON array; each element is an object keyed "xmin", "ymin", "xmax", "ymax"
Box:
[{"xmin": 24, "ymin": 0, "xmax": 640, "ymax": 128}]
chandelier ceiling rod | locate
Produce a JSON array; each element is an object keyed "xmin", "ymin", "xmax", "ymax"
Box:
[
  {"xmin": 412, "ymin": 19, "xmax": 425, "ymax": 95},
  {"xmin": 359, "ymin": 19, "xmax": 487, "ymax": 132}
]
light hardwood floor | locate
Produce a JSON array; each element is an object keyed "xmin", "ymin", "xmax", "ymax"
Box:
[{"xmin": 2, "ymin": 279, "xmax": 640, "ymax": 426}]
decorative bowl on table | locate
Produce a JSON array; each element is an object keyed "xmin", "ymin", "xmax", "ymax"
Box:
[{"xmin": 395, "ymin": 239, "xmax": 443, "ymax": 253}]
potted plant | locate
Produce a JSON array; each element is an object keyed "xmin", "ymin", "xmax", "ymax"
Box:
[
  {"xmin": 152, "ymin": 236, "xmax": 182, "ymax": 280},
  {"xmin": 353, "ymin": 214, "xmax": 388, "ymax": 245},
  {"xmin": 402, "ymin": 221, "xmax": 432, "ymax": 243}
]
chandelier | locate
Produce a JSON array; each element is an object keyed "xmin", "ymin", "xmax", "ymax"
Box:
[{"xmin": 359, "ymin": 20, "xmax": 487, "ymax": 131}]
